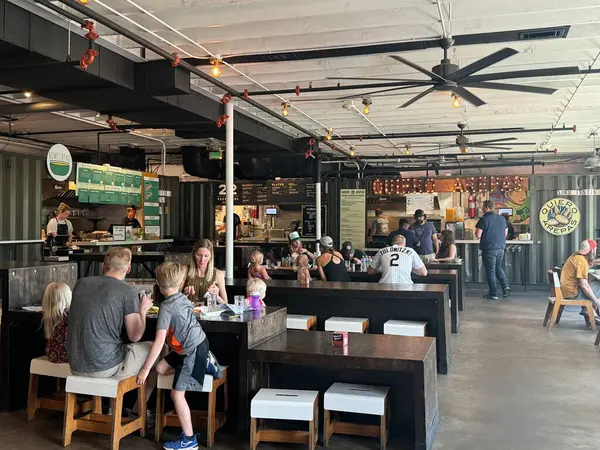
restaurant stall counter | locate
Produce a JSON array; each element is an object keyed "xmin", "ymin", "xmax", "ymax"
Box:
[
  {"xmin": 226, "ymin": 279, "xmax": 451, "ymax": 374},
  {"xmin": 250, "ymin": 330, "xmax": 438, "ymax": 450}
]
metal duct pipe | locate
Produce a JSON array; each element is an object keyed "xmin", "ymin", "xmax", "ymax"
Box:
[
  {"xmin": 332, "ymin": 125, "xmax": 576, "ymax": 140},
  {"xmin": 245, "ymin": 81, "xmax": 431, "ymax": 96},
  {"xmin": 47, "ymin": 0, "xmax": 349, "ymax": 157},
  {"xmin": 0, "ymin": 101, "xmax": 78, "ymax": 114},
  {"xmin": 324, "ymin": 150, "xmax": 555, "ymax": 161}
]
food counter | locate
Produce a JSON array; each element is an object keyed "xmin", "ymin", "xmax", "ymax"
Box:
[{"xmin": 0, "ymin": 240, "xmax": 45, "ymax": 260}]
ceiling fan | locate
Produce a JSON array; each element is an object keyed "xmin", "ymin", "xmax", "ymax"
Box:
[
  {"xmin": 328, "ymin": 37, "xmax": 559, "ymax": 107},
  {"xmin": 411, "ymin": 123, "xmax": 537, "ymax": 154}
]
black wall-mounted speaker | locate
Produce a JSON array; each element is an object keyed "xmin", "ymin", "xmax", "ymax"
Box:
[
  {"xmin": 182, "ymin": 146, "xmax": 222, "ymax": 178},
  {"xmin": 116, "ymin": 147, "xmax": 146, "ymax": 171}
]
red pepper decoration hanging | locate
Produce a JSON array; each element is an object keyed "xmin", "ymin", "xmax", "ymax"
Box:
[
  {"xmin": 295, "ymin": 85, "xmax": 300, "ymax": 96},
  {"xmin": 308, "ymin": 138, "xmax": 316, "ymax": 146},
  {"xmin": 221, "ymin": 93, "xmax": 232, "ymax": 104},
  {"xmin": 216, "ymin": 114, "xmax": 229, "ymax": 128},
  {"xmin": 171, "ymin": 53, "xmax": 180, "ymax": 68},
  {"xmin": 305, "ymin": 149, "xmax": 314, "ymax": 159},
  {"xmin": 243, "ymin": 89, "xmax": 249, "ymax": 100},
  {"xmin": 81, "ymin": 21, "xmax": 99, "ymax": 40},
  {"xmin": 80, "ymin": 49, "xmax": 99, "ymax": 70},
  {"xmin": 106, "ymin": 118, "xmax": 118, "ymax": 132}
]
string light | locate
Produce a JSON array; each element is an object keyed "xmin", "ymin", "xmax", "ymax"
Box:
[
  {"xmin": 325, "ymin": 129, "xmax": 333, "ymax": 141},
  {"xmin": 23, "ymin": 91, "xmax": 32, "ymax": 98},
  {"xmin": 209, "ymin": 58, "xmax": 222, "ymax": 78},
  {"xmin": 451, "ymin": 94, "xmax": 461, "ymax": 108},
  {"xmin": 281, "ymin": 102, "xmax": 289, "ymax": 117},
  {"xmin": 77, "ymin": 0, "xmax": 91, "ymax": 4},
  {"xmin": 362, "ymin": 96, "xmax": 372, "ymax": 115},
  {"xmin": 349, "ymin": 146, "xmax": 356, "ymax": 157}
]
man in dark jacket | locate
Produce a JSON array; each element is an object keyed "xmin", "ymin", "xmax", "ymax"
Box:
[
  {"xmin": 387, "ymin": 218, "xmax": 419, "ymax": 250},
  {"xmin": 476, "ymin": 200, "xmax": 509, "ymax": 300}
]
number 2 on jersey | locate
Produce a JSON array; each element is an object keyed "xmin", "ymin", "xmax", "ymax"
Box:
[{"xmin": 390, "ymin": 254, "xmax": 400, "ymax": 267}]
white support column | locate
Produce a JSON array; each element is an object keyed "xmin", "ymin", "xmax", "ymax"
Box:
[
  {"xmin": 315, "ymin": 154, "xmax": 322, "ymax": 255},
  {"xmin": 225, "ymin": 102, "xmax": 234, "ymax": 279}
]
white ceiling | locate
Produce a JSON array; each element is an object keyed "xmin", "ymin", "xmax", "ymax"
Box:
[{"xmin": 15, "ymin": 0, "xmax": 600, "ymax": 158}]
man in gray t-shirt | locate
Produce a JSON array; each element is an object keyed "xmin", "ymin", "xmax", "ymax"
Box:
[
  {"xmin": 410, "ymin": 209, "xmax": 440, "ymax": 263},
  {"xmin": 67, "ymin": 248, "xmax": 153, "ymax": 378}
]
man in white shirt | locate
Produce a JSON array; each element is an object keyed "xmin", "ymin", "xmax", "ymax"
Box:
[{"xmin": 368, "ymin": 235, "xmax": 427, "ymax": 284}]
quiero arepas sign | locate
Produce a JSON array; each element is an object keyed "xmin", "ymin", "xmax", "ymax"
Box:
[
  {"xmin": 46, "ymin": 144, "xmax": 72, "ymax": 182},
  {"xmin": 539, "ymin": 197, "xmax": 581, "ymax": 236}
]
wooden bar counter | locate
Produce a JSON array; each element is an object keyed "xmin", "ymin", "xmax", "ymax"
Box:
[
  {"xmin": 249, "ymin": 330, "xmax": 438, "ymax": 450},
  {"xmin": 266, "ymin": 268, "xmax": 461, "ymax": 333},
  {"xmin": 226, "ymin": 279, "xmax": 451, "ymax": 374}
]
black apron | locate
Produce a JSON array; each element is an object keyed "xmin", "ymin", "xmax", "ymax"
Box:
[{"xmin": 56, "ymin": 221, "xmax": 69, "ymax": 245}]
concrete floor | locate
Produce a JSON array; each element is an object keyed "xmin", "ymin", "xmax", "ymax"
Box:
[{"xmin": 1, "ymin": 290, "xmax": 600, "ymax": 450}]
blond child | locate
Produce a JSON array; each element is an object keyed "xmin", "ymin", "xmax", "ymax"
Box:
[
  {"xmin": 248, "ymin": 250, "xmax": 270, "ymax": 280},
  {"xmin": 42, "ymin": 282, "xmax": 72, "ymax": 364},
  {"xmin": 246, "ymin": 277, "xmax": 267, "ymax": 308},
  {"xmin": 137, "ymin": 262, "xmax": 221, "ymax": 450},
  {"xmin": 297, "ymin": 254, "xmax": 312, "ymax": 284}
]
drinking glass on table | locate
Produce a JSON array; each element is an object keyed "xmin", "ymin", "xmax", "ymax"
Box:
[
  {"xmin": 234, "ymin": 295, "xmax": 245, "ymax": 313},
  {"xmin": 207, "ymin": 293, "xmax": 217, "ymax": 308}
]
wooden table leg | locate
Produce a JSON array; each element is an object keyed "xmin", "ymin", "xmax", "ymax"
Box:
[{"xmin": 27, "ymin": 374, "xmax": 39, "ymax": 422}]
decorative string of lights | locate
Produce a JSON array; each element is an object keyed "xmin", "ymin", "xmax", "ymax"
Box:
[{"xmin": 372, "ymin": 176, "xmax": 527, "ymax": 195}]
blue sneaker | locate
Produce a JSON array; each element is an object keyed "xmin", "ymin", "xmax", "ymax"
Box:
[{"xmin": 163, "ymin": 432, "xmax": 198, "ymax": 450}]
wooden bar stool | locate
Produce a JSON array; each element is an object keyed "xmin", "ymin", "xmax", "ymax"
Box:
[
  {"xmin": 383, "ymin": 320, "xmax": 427, "ymax": 337},
  {"xmin": 63, "ymin": 375, "xmax": 146, "ymax": 450},
  {"xmin": 543, "ymin": 269, "xmax": 596, "ymax": 331},
  {"xmin": 324, "ymin": 317, "xmax": 369, "ymax": 333},
  {"xmin": 250, "ymin": 388, "xmax": 319, "ymax": 450},
  {"xmin": 155, "ymin": 366, "xmax": 228, "ymax": 447},
  {"xmin": 28, "ymin": 356, "xmax": 79, "ymax": 421},
  {"xmin": 287, "ymin": 314, "xmax": 317, "ymax": 331},
  {"xmin": 324, "ymin": 383, "xmax": 390, "ymax": 450}
]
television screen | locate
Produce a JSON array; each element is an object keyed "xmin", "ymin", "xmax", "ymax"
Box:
[
  {"xmin": 498, "ymin": 208, "xmax": 513, "ymax": 216},
  {"xmin": 265, "ymin": 207, "xmax": 278, "ymax": 215}
]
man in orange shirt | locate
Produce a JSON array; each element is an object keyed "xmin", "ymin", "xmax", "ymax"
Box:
[{"xmin": 560, "ymin": 239, "xmax": 600, "ymax": 317}]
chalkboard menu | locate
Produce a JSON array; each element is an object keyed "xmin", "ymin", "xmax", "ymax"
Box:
[
  {"xmin": 217, "ymin": 179, "xmax": 318, "ymax": 205},
  {"xmin": 301, "ymin": 205, "xmax": 327, "ymax": 238},
  {"xmin": 76, "ymin": 162, "xmax": 143, "ymax": 206}
]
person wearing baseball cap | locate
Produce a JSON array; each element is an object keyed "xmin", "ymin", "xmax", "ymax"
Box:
[
  {"xmin": 316, "ymin": 236, "xmax": 350, "ymax": 282},
  {"xmin": 560, "ymin": 239, "xmax": 600, "ymax": 317},
  {"xmin": 411, "ymin": 209, "xmax": 439, "ymax": 262},
  {"xmin": 340, "ymin": 241, "xmax": 367, "ymax": 264},
  {"xmin": 286, "ymin": 231, "xmax": 315, "ymax": 263}
]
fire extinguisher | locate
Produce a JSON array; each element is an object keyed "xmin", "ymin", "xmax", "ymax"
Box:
[{"xmin": 468, "ymin": 195, "xmax": 477, "ymax": 218}]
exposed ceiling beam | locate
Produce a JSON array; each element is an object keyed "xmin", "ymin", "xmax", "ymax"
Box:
[{"xmin": 0, "ymin": 101, "xmax": 78, "ymax": 115}]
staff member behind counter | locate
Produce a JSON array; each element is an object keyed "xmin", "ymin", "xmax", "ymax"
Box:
[
  {"xmin": 46, "ymin": 202, "xmax": 73, "ymax": 246},
  {"xmin": 216, "ymin": 212, "xmax": 242, "ymax": 240},
  {"xmin": 367, "ymin": 208, "xmax": 390, "ymax": 247},
  {"xmin": 109, "ymin": 206, "xmax": 142, "ymax": 235}
]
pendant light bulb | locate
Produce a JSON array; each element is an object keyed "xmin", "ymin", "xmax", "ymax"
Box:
[
  {"xmin": 363, "ymin": 105, "xmax": 370, "ymax": 115},
  {"xmin": 210, "ymin": 58, "xmax": 222, "ymax": 78},
  {"xmin": 281, "ymin": 102, "xmax": 289, "ymax": 117},
  {"xmin": 451, "ymin": 94, "xmax": 461, "ymax": 108},
  {"xmin": 23, "ymin": 91, "xmax": 32, "ymax": 98},
  {"xmin": 349, "ymin": 146, "xmax": 356, "ymax": 157},
  {"xmin": 325, "ymin": 129, "xmax": 333, "ymax": 141},
  {"xmin": 361, "ymin": 96, "xmax": 372, "ymax": 115},
  {"xmin": 77, "ymin": 0, "xmax": 90, "ymax": 4}
]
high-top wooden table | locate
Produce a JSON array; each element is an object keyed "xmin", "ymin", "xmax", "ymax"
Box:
[
  {"xmin": 226, "ymin": 279, "xmax": 451, "ymax": 374},
  {"xmin": 249, "ymin": 331, "xmax": 438, "ymax": 450},
  {"xmin": 425, "ymin": 262, "xmax": 465, "ymax": 311}
]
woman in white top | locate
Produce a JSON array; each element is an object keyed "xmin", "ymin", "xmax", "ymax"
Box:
[{"xmin": 46, "ymin": 203, "xmax": 73, "ymax": 246}]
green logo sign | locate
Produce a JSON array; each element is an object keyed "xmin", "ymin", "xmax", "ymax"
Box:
[{"xmin": 47, "ymin": 144, "xmax": 72, "ymax": 181}]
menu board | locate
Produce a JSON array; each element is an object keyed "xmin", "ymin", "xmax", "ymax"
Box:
[
  {"xmin": 76, "ymin": 162, "xmax": 143, "ymax": 206},
  {"xmin": 143, "ymin": 175, "xmax": 161, "ymax": 238},
  {"xmin": 339, "ymin": 189, "xmax": 366, "ymax": 246},
  {"xmin": 406, "ymin": 194, "xmax": 434, "ymax": 214},
  {"xmin": 301, "ymin": 205, "xmax": 327, "ymax": 238},
  {"xmin": 217, "ymin": 179, "xmax": 317, "ymax": 205}
]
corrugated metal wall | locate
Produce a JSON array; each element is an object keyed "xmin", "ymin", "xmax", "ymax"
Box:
[
  {"xmin": 178, "ymin": 182, "xmax": 216, "ymax": 240},
  {"xmin": 0, "ymin": 153, "xmax": 43, "ymax": 261},
  {"xmin": 529, "ymin": 174, "xmax": 600, "ymax": 285},
  {"xmin": 159, "ymin": 176, "xmax": 180, "ymax": 238}
]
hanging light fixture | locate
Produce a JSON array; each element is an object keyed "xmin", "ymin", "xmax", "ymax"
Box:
[
  {"xmin": 325, "ymin": 129, "xmax": 333, "ymax": 141},
  {"xmin": 281, "ymin": 102, "xmax": 289, "ymax": 117},
  {"xmin": 361, "ymin": 96, "xmax": 372, "ymax": 115},
  {"xmin": 451, "ymin": 93, "xmax": 461, "ymax": 108},
  {"xmin": 349, "ymin": 146, "xmax": 356, "ymax": 157},
  {"xmin": 209, "ymin": 57, "xmax": 222, "ymax": 78},
  {"xmin": 584, "ymin": 149, "xmax": 600, "ymax": 172},
  {"xmin": 23, "ymin": 91, "xmax": 32, "ymax": 98},
  {"xmin": 77, "ymin": 0, "xmax": 91, "ymax": 4}
]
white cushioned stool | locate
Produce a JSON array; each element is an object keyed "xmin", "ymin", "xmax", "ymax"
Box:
[
  {"xmin": 63, "ymin": 375, "xmax": 146, "ymax": 450},
  {"xmin": 324, "ymin": 383, "xmax": 390, "ymax": 449},
  {"xmin": 28, "ymin": 356, "xmax": 80, "ymax": 422},
  {"xmin": 155, "ymin": 366, "xmax": 228, "ymax": 447},
  {"xmin": 325, "ymin": 317, "xmax": 369, "ymax": 333},
  {"xmin": 287, "ymin": 314, "xmax": 317, "ymax": 331},
  {"xmin": 250, "ymin": 388, "xmax": 318, "ymax": 450},
  {"xmin": 383, "ymin": 320, "xmax": 427, "ymax": 337}
]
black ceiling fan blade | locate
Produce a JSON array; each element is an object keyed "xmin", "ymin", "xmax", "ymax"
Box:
[
  {"xmin": 325, "ymin": 76, "xmax": 429, "ymax": 82},
  {"xmin": 389, "ymin": 55, "xmax": 447, "ymax": 83},
  {"xmin": 469, "ymin": 145, "xmax": 514, "ymax": 150},
  {"xmin": 335, "ymin": 84, "xmax": 429, "ymax": 100},
  {"xmin": 397, "ymin": 86, "xmax": 436, "ymax": 108},
  {"xmin": 470, "ymin": 137, "xmax": 518, "ymax": 144},
  {"xmin": 463, "ymin": 81, "xmax": 557, "ymax": 95},
  {"xmin": 462, "ymin": 66, "xmax": 580, "ymax": 83},
  {"xmin": 449, "ymin": 48, "xmax": 518, "ymax": 82},
  {"xmin": 452, "ymin": 87, "xmax": 486, "ymax": 107}
]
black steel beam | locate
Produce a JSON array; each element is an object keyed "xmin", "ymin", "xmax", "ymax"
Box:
[
  {"xmin": 50, "ymin": 0, "xmax": 349, "ymax": 156},
  {"xmin": 246, "ymin": 81, "xmax": 431, "ymax": 96},
  {"xmin": 0, "ymin": 101, "xmax": 78, "ymax": 114},
  {"xmin": 326, "ymin": 150, "xmax": 555, "ymax": 160},
  {"xmin": 332, "ymin": 126, "xmax": 577, "ymax": 140},
  {"xmin": 326, "ymin": 160, "xmax": 544, "ymax": 175}
]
